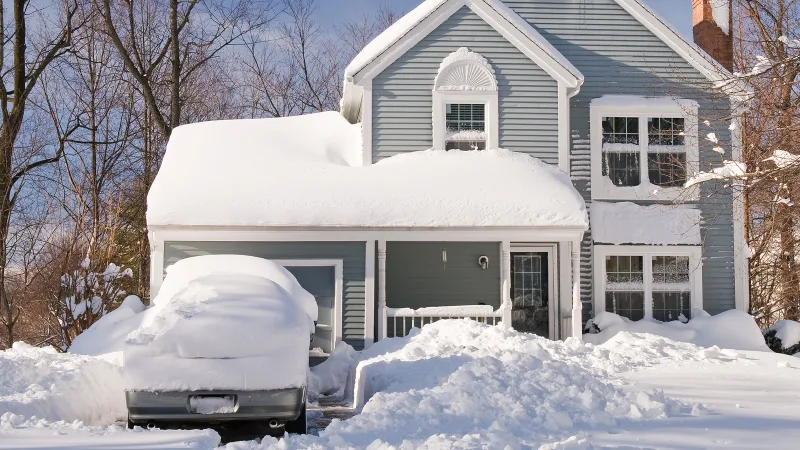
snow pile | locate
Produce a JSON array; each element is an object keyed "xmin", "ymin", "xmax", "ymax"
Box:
[
  {"xmin": 767, "ymin": 320, "xmax": 800, "ymax": 349},
  {"xmin": 0, "ymin": 343, "xmax": 125, "ymax": 425},
  {"xmin": 308, "ymin": 343, "xmax": 359, "ymax": 401},
  {"xmin": 232, "ymin": 320, "xmax": 737, "ymax": 449},
  {"xmin": 591, "ymin": 202, "xmax": 701, "ymax": 245},
  {"xmin": 69, "ymin": 295, "xmax": 146, "ymax": 358},
  {"xmin": 125, "ymin": 272, "xmax": 314, "ymax": 392},
  {"xmin": 765, "ymin": 320, "xmax": 800, "ymax": 354},
  {"xmin": 148, "ymin": 113, "xmax": 588, "ymax": 228},
  {"xmin": 585, "ymin": 310, "xmax": 770, "ymax": 352}
]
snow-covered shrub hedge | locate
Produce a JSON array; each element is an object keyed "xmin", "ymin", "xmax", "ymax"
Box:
[{"xmin": 764, "ymin": 320, "xmax": 800, "ymax": 355}]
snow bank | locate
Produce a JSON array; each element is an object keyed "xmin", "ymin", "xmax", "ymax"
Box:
[
  {"xmin": 308, "ymin": 343, "xmax": 358, "ymax": 401},
  {"xmin": 148, "ymin": 112, "xmax": 588, "ymax": 228},
  {"xmin": 767, "ymin": 320, "xmax": 800, "ymax": 349},
  {"xmin": 585, "ymin": 310, "xmax": 769, "ymax": 352},
  {"xmin": 125, "ymin": 272, "xmax": 313, "ymax": 392},
  {"xmin": 68, "ymin": 295, "xmax": 146, "ymax": 358},
  {"xmin": 0, "ymin": 343, "xmax": 125, "ymax": 425},
  {"xmin": 591, "ymin": 202, "xmax": 701, "ymax": 245},
  {"xmin": 234, "ymin": 320, "xmax": 740, "ymax": 449}
]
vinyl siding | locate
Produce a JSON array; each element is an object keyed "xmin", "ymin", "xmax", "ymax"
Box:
[
  {"xmin": 367, "ymin": 0, "xmax": 735, "ymax": 318},
  {"xmin": 372, "ymin": 6, "xmax": 559, "ymax": 163},
  {"xmin": 163, "ymin": 241, "xmax": 367, "ymax": 350},
  {"xmin": 385, "ymin": 242, "xmax": 501, "ymax": 309},
  {"xmin": 503, "ymin": 0, "xmax": 735, "ymax": 316}
]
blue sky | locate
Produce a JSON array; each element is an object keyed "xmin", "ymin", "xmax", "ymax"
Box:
[{"xmin": 317, "ymin": 0, "xmax": 694, "ymax": 39}]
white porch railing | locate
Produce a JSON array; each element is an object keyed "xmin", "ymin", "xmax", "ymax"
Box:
[{"xmin": 385, "ymin": 305, "xmax": 504, "ymax": 339}]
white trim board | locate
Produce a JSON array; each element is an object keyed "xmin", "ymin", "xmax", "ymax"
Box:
[
  {"xmin": 272, "ymin": 259, "xmax": 345, "ymax": 352},
  {"xmin": 592, "ymin": 245, "xmax": 703, "ymax": 321}
]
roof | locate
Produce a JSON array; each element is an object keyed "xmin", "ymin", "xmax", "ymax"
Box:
[
  {"xmin": 341, "ymin": 0, "xmax": 748, "ymax": 121},
  {"xmin": 147, "ymin": 112, "xmax": 588, "ymax": 229}
]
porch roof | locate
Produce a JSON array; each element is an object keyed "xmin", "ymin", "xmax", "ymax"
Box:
[{"xmin": 147, "ymin": 112, "xmax": 588, "ymax": 230}]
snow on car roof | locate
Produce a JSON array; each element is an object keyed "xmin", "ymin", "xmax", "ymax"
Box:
[{"xmin": 147, "ymin": 112, "xmax": 588, "ymax": 229}]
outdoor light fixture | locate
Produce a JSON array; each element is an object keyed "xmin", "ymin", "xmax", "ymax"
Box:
[{"xmin": 478, "ymin": 256, "xmax": 489, "ymax": 270}]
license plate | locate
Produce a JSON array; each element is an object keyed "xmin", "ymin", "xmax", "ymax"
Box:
[{"xmin": 188, "ymin": 395, "xmax": 237, "ymax": 414}]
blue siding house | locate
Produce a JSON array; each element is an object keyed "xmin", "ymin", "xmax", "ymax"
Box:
[{"xmin": 148, "ymin": 0, "xmax": 748, "ymax": 352}]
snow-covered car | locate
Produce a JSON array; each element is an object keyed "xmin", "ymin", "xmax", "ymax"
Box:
[{"xmin": 123, "ymin": 255, "xmax": 318, "ymax": 436}]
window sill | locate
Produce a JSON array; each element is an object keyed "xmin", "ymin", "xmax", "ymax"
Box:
[{"xmin": 591, "ymin": 177, "xmax": 699, "ymax": 202}]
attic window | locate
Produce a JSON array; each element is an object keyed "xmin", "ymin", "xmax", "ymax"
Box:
[
  {"xmin": 433, "ymin": 48, "xmax": 498, "ymax": 151},
  {"xmin": 445, "ymin": 104, "xmax": 486, "ymax": 151}
]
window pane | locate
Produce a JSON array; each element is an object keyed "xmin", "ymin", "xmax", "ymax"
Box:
[
  {"xmin": 647, "ymin": 117, "xmax": 687, "ymax": 187},
  {"xmin": 602, "ymin": 117, "xmax": 640, "ymax": 145},
  {"xmin": 603, "ymin": 152, "xmax": 641, "ymax": 187},
  {"xmin": 648, "ymin": 153, "xmax": 687, "ymax": 187},
  {"xmin": 652, "ymin": 256, "xmax": 691, "ymax": 322},
  {"xmin": 606, "ymin": 291, "xmax": 645, "ymax": 321},
  {"xmin": 605, "ymin": 256, "xmax": 644, "ymax": 291},
  {"xmin": 446, "ymin": 103, "xmax": 487, "ymax": 150}
]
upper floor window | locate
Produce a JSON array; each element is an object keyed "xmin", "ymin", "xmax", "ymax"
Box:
[
  {"xmin": 446, "ymin": 103, "xmax": 487, "ymax": 151},
  {"xmin": 433, "ymin": 48, "xmax": 498, "ymax": 151},
  {"xmin": 591, "ymin": 97, "xmax": 699, "ymax": 201}
]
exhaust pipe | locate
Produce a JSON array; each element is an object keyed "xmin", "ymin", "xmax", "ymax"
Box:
[
  {"xmin": 146, "ymin": 422, "xmax": 156, "ymax": 430},
  {"xmin": 268, "ymin": 420, "xmax": 280, "ymax": 429}
]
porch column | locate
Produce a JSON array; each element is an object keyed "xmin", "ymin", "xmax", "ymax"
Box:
[
  {"xmin": 571, "ymin": 240, "xmax": 583, "ymax": 340},
  {"xmin": 501, "ymin": 241, "xmax": 512, "ymax": 330},
  {"xmin": 378, "ymin": 240, "xmax": 387, "ymax": 340}
]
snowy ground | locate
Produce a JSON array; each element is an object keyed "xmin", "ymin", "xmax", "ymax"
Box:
[{"xmin": 2, "ymin": 319, "xmax": 799, "ymax": 449}]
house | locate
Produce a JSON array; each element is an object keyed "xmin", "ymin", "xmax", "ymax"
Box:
[{"xmin": 146, "ymin": 0, "xmax": 749, "ymax": 354}]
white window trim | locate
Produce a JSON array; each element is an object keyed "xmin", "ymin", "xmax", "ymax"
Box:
[
  {"xmin": 433, "ymin": 93, "xmax": 499, "ymax": 150},
  {"xmin": 590, "ymin": 101, "xmax": 700, "ymax": 201},
  {"xmin": 272, "ymin": 259, "xmax": 344, "ymax": 351},
  {"xmin": 593, "ymin": 245, "xmax": 703, "ymax": 321}
]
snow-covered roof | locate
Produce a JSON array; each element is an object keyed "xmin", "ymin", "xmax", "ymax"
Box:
[
  {"xmin": 591, "ymin": 202, "xmax": 701, "ymax": 245},
  {"xmin": 147, "ymin": 112, "xmax": 588, "ymax": 229}
]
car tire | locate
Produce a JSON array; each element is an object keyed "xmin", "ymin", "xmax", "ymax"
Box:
[
  {"xmin": 127, "ymin": 415, "xmax": 135, "ymax": 430},
  {"xmin": 284, "ymin": 402, "xmax": 307, "ymax": 435}
]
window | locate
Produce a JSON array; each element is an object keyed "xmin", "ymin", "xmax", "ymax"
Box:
[
  {"xmin": 446, "ymin": 104, "xmax": 487, "ymax": 151},
  {"xmin": 605, "ymin": 255, "xmax": 645, "ymax": 321},
  {"xmin": 647, "ymin": 118, "xmax": 687, "ymax": 187},
  {"xmin": 602, "ymin": 117, "xmax": 640, "ymax": 187},
  {"xmin": 591, "ymin": 98, "xmax": 699, "ymax": 201},
  {"xmin": 594, "ymin": 246, "xmax": 702, "ymax": 322},
  {"xmin": 433, "ymin": 48, "xmax": 498, "ymax": 150}
]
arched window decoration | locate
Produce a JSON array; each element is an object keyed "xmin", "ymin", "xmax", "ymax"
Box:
[{"xmin": 433, "ymin": 48, "xmax": 499, "ymax": 151}]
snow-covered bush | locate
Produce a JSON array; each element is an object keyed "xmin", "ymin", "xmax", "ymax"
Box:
[
  {"xmin": 55, "ymin": 258, "xmax": 133, "ymax": 348},
  {"xmin": 764, "ymin": 320, "xmax": 800, "ymax": 355}
]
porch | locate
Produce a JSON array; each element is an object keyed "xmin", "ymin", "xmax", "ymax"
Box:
[{"xmin": 373, "ymin": 239, "xmax": 585, "ymax": 342}]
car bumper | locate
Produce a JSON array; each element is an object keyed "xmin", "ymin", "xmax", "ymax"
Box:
[{"xmin": 126, "ymin": 387, "xmax": 305, "ymax": 424}]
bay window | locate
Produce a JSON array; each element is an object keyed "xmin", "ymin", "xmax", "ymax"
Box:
[{"xmin": 594, "ymin": 246, "xmax": 702, "ymax": 322}]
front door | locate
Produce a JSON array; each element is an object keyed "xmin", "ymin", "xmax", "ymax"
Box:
[{"xmin": 511, "ymin": 252, "xmax": 550, "ymax": 338}]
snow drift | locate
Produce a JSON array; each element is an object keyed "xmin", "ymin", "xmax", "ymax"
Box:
[
  {"xmin": 68, "ymin": 295, "xmax": 146, "ymax": 358},
  {"xmin": 147, "ymin": 112, "xmax": 587, "ymax": 228},
  {"xmin": 240, "ymin": 319, "xmax": 742, "ymax": 449},
  {"xmin": 0, "ymin": 343, "xmax": 125, "ymax": 425},
  {"xmin": 585, "ymin": 310, "xmax": 770, "ymax": 352}
]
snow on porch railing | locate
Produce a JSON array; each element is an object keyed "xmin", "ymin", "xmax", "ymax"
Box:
[{"xmin": 385, "ymin": 305, "xmax": 504, "ymax": 339}]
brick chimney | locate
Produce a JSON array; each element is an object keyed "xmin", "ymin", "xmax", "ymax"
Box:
[{"xmin": 692, "ymin": 0, "xmax": 733, "ymax": 71}]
